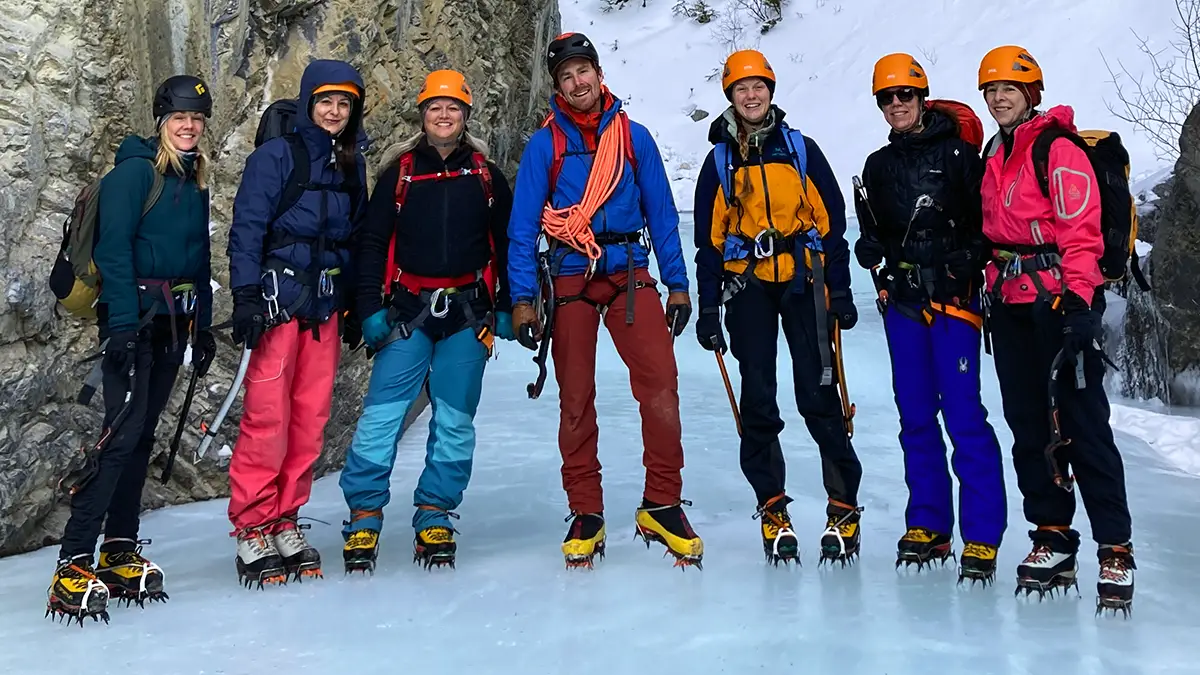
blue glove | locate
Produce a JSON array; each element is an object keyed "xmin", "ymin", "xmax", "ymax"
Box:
[
  {"xmin": 495, "ymin": 311, "xmax": 515, "ymax": 341},
  {"xmin": 362, "ymin": 309, "xmax": 393, "ymax": 348}
]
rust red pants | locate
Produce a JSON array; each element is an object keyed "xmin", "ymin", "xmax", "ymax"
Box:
[{"xmin": 551, "ymin": 268, "xmax": 684, "ymax": 514}]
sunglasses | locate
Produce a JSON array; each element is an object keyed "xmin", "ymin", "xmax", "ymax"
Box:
[{"xmin": 876, "ymin": 87, "xmax": 918, "ymax": 107}]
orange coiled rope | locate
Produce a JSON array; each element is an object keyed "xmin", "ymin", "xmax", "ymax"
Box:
[{"xmin": 539, "ymin": 113, "xmax": 630, "ymax": 260}]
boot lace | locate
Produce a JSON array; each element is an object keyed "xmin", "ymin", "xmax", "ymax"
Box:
[
  {"xmin": 963, "ymin": 542, "xmax": 996, "ymax": 560},
  {"xmin": 421, "ymin": 527, "xmax": 454, "ymax": 544},
  {"xmin": 1022, "ymin": 544, "xmax": 1053, "ymax": 565},
  {"xmin": 1099, "ymin": 556, "xmax": 1130, "ymax": 582}
]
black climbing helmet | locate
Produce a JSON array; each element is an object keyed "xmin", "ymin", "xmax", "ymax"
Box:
[
  {"xmin": 546, "ymin": 32, "xmax": 600, "ymax": 79},
  {"xmin": 153, "ymin": 75, "xmax": 213, "ymax": 119}
]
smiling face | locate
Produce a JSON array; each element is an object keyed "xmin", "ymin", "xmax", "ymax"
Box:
[
  {"xmin": 423, "ymin": 98, "xmax": 466, "ymax": 143},
  {"xmin": 554, "ymin": 57, "xmax": 603, "ymax": 113},
  {"xmin": 876, "ymin": 87, "xmax": 922, "ymax": 133},
  {"xmin": 163, "ymin": 112, "xmax": 205, "ymax": 151},
  {"xmin": 312, "ymin": 93, "xmax": 352, "ymax": 136},
  {"xmin": 731, "ymin": 77, "xmax": 771, "ymax": 124},
  {"xmin": 984, "ymin": 82, "xmax": 1029, "ymax": 129}
]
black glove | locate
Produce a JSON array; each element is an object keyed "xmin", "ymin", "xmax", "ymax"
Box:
[
  {"xmin": 192, "ymin": 329, "xmax": 216, "ymax": 377},
  {"xmin": 829, "ymin": 290, "xmax": 858, "ymax": 331},
  {"xmin": 665, "ymin": 298, "xmax": 691, "ymax": 338},
  {"xmin": 231, "ymin": 285, "xmax": 267, "ymax": 350},
  {"xmin": 854, "ymin": 237, "xmax": 885, "ymax": 269},
  {"xmin": 1062, "ymin": 290, "xmax": 1099, "ymax": 365},
  {"xmin": 695, "ymin": 307, "xmax": 727, "ymax": 353},
  {"xmin": 341, "ymin": 311, "xmax": 364, "ymax": 351},
  {"xmin": 103, "ymin": 330, "xmax": 139, "ymax": 375},
  {"xmin": 943, "ymin": 250, "xmax": 977, "ymax": 282}
]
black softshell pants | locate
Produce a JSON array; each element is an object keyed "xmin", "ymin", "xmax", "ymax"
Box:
[
  {"xmin": 725, "ymin": 279, "xmax": 861, "ymax": 512},
  {"xmin": 988, "ymin": 299, "xmax": 1132, "ymax": 546},
  {"xmin": 59, "ymin": 316, "xmax": 187, "ymax": 559}
]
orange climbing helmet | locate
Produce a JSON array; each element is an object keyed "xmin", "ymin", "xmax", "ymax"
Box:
[
  {"xmin": 417, "ymin": 69, "xmax": 473, "ymax": 108},
  {"xmin": 978, "ymin": 45, "xmax": 1044, "ymax": 90},
  {"xmin": 872, "ymin": 53, "xmax": 928, "ymax": 95},
  {"xmin": 722, "ymin": 49, "xmax": 776, "ymax": 99}
]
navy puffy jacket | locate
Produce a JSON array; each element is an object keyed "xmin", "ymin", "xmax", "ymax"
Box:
[{"xmin": 227, "ymin": 59, "xmax": 368, "ymax": 323}]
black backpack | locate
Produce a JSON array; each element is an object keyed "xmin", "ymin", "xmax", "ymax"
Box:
[
  {"xmin": 254, "ymin": 99, "xmax": 316, "ymax": 223},
  {"xmin": 1031, "ymin": 128, "xmax": 1151, "ymax": 292}
]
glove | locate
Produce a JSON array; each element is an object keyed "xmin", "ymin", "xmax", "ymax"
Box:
[
  {"xmin": 192, "ymin": 329, "xmax": 216, "ymax": 377},
  {"xmin": 1061, "ymin": 290, "xmax": 1099, "ymax": 365},
  {"xmin": 665, "ymin": 291, "xmax": 691, "ymax": 337},
  {"xmin": 829, "ymin": 290, "xmax": 858, "ymax": 331},
  {"xmin": 943, "ymin": 250, "xmax": 977, "ymax": 282},
  {"xmin": 513, "ymin": 302, "xmax": 541, "ymax": 351},
  {"xmin": 695, "ymin": 307, "xmax": 727, "ymax": 353},
  {"xmin": 362, "ymin": 308, "xmax": 393, "ymax": 348},
  {"xmin": 495, "ymin": 311, "xmax": 516, "ymax": 341},
  {"xmin": 231, "ymin": 286, "xmax": 267, "ymax": 350},
  {"xmin": 103, "ymin": 330, "xmax": 139, "ymax": 375},
  {"xmin": 341, "ymin": 311, "xmax": 364, "ymax": 351},
  {"xmin": 854, "ymin": 237, "xmax": 885, "ymax": 269}
]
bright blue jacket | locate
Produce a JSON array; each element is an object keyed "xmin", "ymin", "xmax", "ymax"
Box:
[
  {"xmin": 507, "ymin": 95, "xmax": 688, "ymax": 305},
  {"xmin": 227, "ymin": 59, "xmax": 368, "ymax": 322}
]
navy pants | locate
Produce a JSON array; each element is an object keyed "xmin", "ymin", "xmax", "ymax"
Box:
[{"xmin": 884, "ymin": 301, "xmax": 1006, "ymax": 546}]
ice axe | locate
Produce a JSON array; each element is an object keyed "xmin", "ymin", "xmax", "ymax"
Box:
[
  {"xmin": 195, "ymin": 346, "xmax": 252, "ymax": 462},
  {"xmin": 714, "ymin": 350, "xmax": 742, "ymax": 437},
  {"xmin": 831, "ymin": 324, "xmax": 856, "ymax": 438},
  {"xmin": 1044, "ymin": 348, "xmax": 1075, "ymax": 492},
  {"xmin": 160, "ymin": 365, "xmax": 200, "ymax": 484}
]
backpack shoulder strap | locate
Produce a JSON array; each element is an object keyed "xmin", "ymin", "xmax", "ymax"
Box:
[
  {"xmin": 713, "ymin": 142, "xmax": 734, "ymax": 206},
  {"xmin": 141, "ymin": 160, "xmax": 164, "ymax": 218},
  {"xmin": 547, "ymin": 117, "xmax": 568, "ymax": 197},
  {"xmin": 619, "ymin": 111, "xmax": 638, "ymax": 177},
  {"xmin": 472, "ymin": 152, "xmax": 494, "ymax": 207},
  {"xmin": 271, "ymin": 134, "xmax": 310, "ymax": 223},
  {"xmin": 393, "ymin": 150, "xmax": 416, "ymax": 209},
  {"xmin": 1032, "ymin": 127, "xmax": 1088, "ymax": 199},
  {"xmin": 782, "ymin": 127, "xmax": 809, "ymax": 189}
]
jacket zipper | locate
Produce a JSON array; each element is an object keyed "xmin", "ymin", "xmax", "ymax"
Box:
[{"xmin": 755, "ymin": 153, "xmax": 779, "ymax": 281}]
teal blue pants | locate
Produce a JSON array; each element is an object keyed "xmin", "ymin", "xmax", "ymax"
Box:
[{"xmin": 339, "ymin": 327, "xmax": 487, "ymax": 535}]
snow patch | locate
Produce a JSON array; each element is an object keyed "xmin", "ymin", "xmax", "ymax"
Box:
[{"xmin": 1111, "ymin": 404, "xmax": 1200, "ymax": 477}]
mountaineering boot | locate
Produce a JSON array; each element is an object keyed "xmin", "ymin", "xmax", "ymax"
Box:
[
  {"xmin": 1095, "ymin": 543, "xmax": 1135, "ymax": 618},
  {"xmin": 634, "ymin": 499, "xmax": 704, "ymax": 569},
  {"xmin": 272, "ymin": 517, "xmax": 323, "ymax": 582},
  {"xmin": 96, "ymin": 538, "xmax": 168, "ymax": 607},
  {"xmin": 235, "ymin": 525, "xmax": 288, "ymax": 590},
  {"xmin": 957, "ymin": 542, "xmax": 999, "ymax": 587},
  {"xmin": 1014, "ymin": 527, "xmax": 1079, "ymax": 599},
  {"xmin": 895, "ymin": 527, "xmax": 954, "ymax": 571},
  {"xmin": 562, "ymin": 512, "xmax": 606, "ymax": 569},
  {"xmin": 754, "ymin": 494, "xmax": 799, "ymax": 566},
  {"xmin": 46, "ymin": 554, "xmax": 110, "ymax": 625},
  {"xmin": 819, "ymin": 501, "xmax": 863, "ymax": 567},
  {"xmin": 413, "ymin": 506, "xmax": 459, "ymax": 570},
  {"xmin": 342, "ymin": 509, "xmax": 381, "ymax": 574}
]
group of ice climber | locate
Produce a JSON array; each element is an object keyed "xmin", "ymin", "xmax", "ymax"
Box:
[{"xmin": 44, "ymin": 32, "xmax": 1140, "ymax": 626}]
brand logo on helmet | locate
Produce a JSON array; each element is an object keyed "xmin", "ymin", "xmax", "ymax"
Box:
[{"xmin": 194, "ymin": 83, "xmax": 206, "ymax": 95}]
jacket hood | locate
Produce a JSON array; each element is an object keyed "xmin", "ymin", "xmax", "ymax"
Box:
[
  {"xmin": 547, "ymin": 89, "xmax": 624, "ymax": 137},
  {"xmin": 114, "ymin": 135, "xmax": 159, "ymax": 163},
  {"xmin": 707, "ymin": 104, "xmax": 787, "ymax": 145},
  {"xmin": 297, "ymin": 59, "xmax": 366, "ymax": 141}
]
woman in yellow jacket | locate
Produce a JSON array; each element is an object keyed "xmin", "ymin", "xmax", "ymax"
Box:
[{"xmin": 693, "ymin": 50, "xmax": 862, "ymax": 566}]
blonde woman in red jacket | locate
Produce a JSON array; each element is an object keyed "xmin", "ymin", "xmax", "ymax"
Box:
[{"xmin": 977, "ymin": 45, "xmax": 1133, "ymax": 616}]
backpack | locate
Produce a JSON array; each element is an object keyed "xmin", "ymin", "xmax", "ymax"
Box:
[
  {"xmin": 386, "ymin": 149, "xmax": 497, "ymax": 301},
  {"xmin": 253, "ymin": 99, "xmax": 315, "ymax": 224},
  {"xmin": 1031, "ymin": 128, "xmax": 1151, "ymax": 292},
  {"xmin": 542, "ymin": 110, "xmax": 638, "ymax": 194},
  {"xmin": 49, "ymin": 160, "xmax": 164, "ymax": 320},
  {"xmin": 713, "ymin": 123, "xmax": 808, "ymax": 207},
  {"xmin": 925, "ymin": 99, "xmax": 984, "ymax": 152}
]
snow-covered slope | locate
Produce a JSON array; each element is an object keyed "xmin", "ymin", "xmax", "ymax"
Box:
[{"xmin": 559, "ymin": 0, "xmax": 1179, "ymax": 208}]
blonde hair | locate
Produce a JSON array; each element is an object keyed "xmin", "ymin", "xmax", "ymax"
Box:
[{"xmin": 154, "ymin": 115, "xmax": 210, "ymax": 190}]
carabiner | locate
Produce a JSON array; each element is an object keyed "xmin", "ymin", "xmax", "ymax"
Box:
[
  {"xmin": 429, "ymin": 288, "xmax": 451, "ymax": 319},
  {"xmin": 261, "ymin": 269, "xmax": 281, "ymax": 320},
  {"xmin": 754, "ymin": 229, "xmax": 777, "ymax": 259}
]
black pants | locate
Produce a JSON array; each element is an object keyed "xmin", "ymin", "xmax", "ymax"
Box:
[
  {"xmin": 58, "ymin": 317, "xmax": 187, "ymax": 559},
  {"xmin": 988, "ymin": 300, "xmax": 1132, "ymax": 546},
  {"xmin": 725, "ymin": 279, "xmax": 861, "ymax": 511}
]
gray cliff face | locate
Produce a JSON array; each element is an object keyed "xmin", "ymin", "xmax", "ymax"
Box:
[{"xmin": 0, "ymin": 0, "xmax": 560, "ymax": 556}]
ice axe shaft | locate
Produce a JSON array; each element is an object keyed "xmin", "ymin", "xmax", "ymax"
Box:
[
  {"xmin": 161, "ymin": 366, "xmax": 200, "ymax": 484},
  {"xmin": 832, "ymin": 325, "xmax": 856, "ymax": 438},
  {"xmin": 714, "ymin": 350, "xmax": 742, "ymax": 437},
  {"xmin": 195, "ymin": 347, "xmax": 252, "ymax": 461}
]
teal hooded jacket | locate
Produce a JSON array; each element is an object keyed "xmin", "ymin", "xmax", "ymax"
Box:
[{"xmin": 93, "ymin": 135, "xmax": 213, "ymax": 333}]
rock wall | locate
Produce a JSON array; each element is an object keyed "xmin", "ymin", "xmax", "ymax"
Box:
[
  {"xmin": 0, "ymin": 0, "xmax": 560, "ymax": 557},
  {"xmin": 1116, "ymin": 103, "xmax": 1200, "ymax": 406}
]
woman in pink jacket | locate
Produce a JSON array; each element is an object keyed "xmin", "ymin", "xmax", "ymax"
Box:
[{"xmin": 977, "ymin": 45, "xmax": 1134, "ymax": 616}]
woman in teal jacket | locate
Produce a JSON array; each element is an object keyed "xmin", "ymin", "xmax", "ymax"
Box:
[{"xmin": 47, "ymin": 75, "xmax": 216, "ymax": 626}]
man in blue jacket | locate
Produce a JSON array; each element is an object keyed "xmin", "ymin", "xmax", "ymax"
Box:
[{"xmin": 509, "ymin": 32, "xmax": 701, "ymax": 570}]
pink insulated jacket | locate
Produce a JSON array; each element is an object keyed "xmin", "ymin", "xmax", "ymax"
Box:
[{"xmin": 981, "ymin": 105, "xmax": 1104, "ymax": 307}]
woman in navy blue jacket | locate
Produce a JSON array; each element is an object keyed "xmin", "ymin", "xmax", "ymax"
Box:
[{"xmin": 225, "ymin": 59, "xmax": 367, "ymax": 589}]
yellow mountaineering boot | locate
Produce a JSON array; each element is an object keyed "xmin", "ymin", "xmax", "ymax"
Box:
[
  {"xmin": 895, "ymin": 527, "xmax": 955, "ymax": 571},
  {"xmin": 819, "ymin": 500, "xmax": 864, "ymax": 567},
  {"xmin": 562, "ymin": 512, "xmax": 606, "ymax": 569},
  {"xmin": 96, "ymin": 538, "xmax": 168, "ymax": 607},
  {"xmin": 413, "ymin": 506, "xmax": 459, "ymax": 570},
  {"xmin": 343, "ymin": 508, "xmax": 382, "ymax": 575},
  {"xmin": 634, "ymin": 499, "xmax": 703, "ymax": 569},
  {"xmin": 46, "ymin": 554, "xmax": 110, "ymax": 625},
  {"xmin": 958, "ymin": 542, "xmax": 999, "ymax": 587},
  {"xmin": 754, "ymin": 494, "xmax": 799, "ymax": 566}
]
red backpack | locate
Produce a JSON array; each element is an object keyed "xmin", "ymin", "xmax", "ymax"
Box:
[
  {"xmin": 386, "ymin": 150, "xmax": 497, "ymax": 301},
  {"xmin": 925, "ymin": 99, "xmax": 984, "ymax": 152}
]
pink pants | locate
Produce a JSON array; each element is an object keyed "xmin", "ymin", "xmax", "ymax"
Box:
[{"xmin": 228, "ymin": 318, "xmax": 341, "ymax": 532}]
